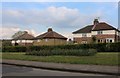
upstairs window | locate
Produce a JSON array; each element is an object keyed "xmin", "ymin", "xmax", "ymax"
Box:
[
  {"xmin": 97, "ymin": 31, "xmax": 103, "ymax": 35},
  {"xmin": 82, "ymin": 33, "xmax": 87, "ymax": 37}
]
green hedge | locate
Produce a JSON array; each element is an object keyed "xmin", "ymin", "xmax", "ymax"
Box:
[
  {"xmin": 26, "ymin": 49, "xmax": 97, "ymax": 56},
  {"xmin": 28, "ymin": 43, "xmax": 120, "ymax": 52},
  {"xmin": 2, "ymin": 42, "xmax": 120, "ymax": 52},
  {"xmin": 2, "ymin": 46, "xmax": 27, "ymax": 52}
]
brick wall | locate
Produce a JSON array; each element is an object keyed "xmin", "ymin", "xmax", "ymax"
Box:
[
  {"xmin": 73, "ymin": 37, "xmax": 92, "ymax": 44},
  {"xmin": 73, "ymin": 34, "xmax": 120, "ymax": 44}
]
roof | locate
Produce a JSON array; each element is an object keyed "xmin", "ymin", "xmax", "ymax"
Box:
[
  {"xmin": 13, "ymin": 32, "xmax": 34, "ymax": 40},
  {"xmin": 92, "ymin": 22, "xmax": 117, "ymax": 31},
  {"xmin": 35, "ymin": 28, "xmax": 67, "ymax": 40},
  {"xmin": 73, "ymin": 20, "xmax": 120, "ymax": 34},
  {"xmin": 72, "ymin": 25, "xmax": 93, "ymax": 34}
]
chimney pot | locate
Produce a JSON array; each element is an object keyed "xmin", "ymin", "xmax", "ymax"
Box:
[
  {"xmin": 48, "ymin": 28, "xmax": 53, "ymax": 32},
  {"xmin": 94, "ymin": 19, "xmax": 99, "ymax": 25}
]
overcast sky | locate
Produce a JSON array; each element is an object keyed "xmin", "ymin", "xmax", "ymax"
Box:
[{"xmin": 1, "ymin": 2, "xmax": 118, "ymax": 39}]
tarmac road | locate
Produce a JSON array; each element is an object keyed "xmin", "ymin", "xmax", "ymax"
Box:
[{"xmin": 2, "ymin": 64, "xmax": 111, "ymax": 76}]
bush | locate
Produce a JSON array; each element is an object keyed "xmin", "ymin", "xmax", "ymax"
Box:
[
  {"xmin": 26, "ymin": 49, "xmax": 97, "ymax": 56},
  {"xmin": 2, "ymin": 46, "xmax": 27, "ymax": 52},
  {"xmin": 2, "ymin": 40, "xmax": 12, "ymax": 47},
  {"xmin": 2, "ymin": 42, "xmax": 120, "ymax": 52}
]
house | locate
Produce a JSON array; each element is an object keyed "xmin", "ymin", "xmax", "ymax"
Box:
[
  {"xmin": 34, "ymin": 28, "xmax": 67, "ymax": 46},
  {"xmin": 11, "ymin": 31, "xmax": 34, "ymax": 46},
  {"xmin": 72, "ymin": 19, "xmax": 120, "ymax": 44}
]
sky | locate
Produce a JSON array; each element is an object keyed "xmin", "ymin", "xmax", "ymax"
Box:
[{"xmin": 1, "ymin": 2, "xmax": 119, "ymax": 39}]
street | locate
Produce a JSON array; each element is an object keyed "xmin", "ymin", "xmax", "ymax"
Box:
[{"xmin": 2, "ymin": 64, "xmax": 110, "ymax": 76}]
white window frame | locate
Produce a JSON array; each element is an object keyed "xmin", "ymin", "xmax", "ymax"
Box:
[
  {"xmin": 97, "ymin": 31, "xmax": 103, "ymax": 35},
  {"xmin": 45, "ymin": 39, "xmax": 48, "ymax": 42},
  {"xmin": 82, "ymin": 33, "xmax": 87, "ymax": 37},
  {"xmin": 97, "ymin": 39, "xmax": 103, "ymax": 43},
  {"xmin": 106, "ymin": 38, "xmax": 114, "ymax": 43},
  {"xmin": 37, "ymin": 40, "xmax": 40, "ymax": 42},
  {"xmin": 81, "ymin": 41, "xmax": 87, "ymax": 44}
]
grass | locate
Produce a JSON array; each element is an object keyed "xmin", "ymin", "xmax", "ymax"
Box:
[{"xmin": 1, "ymin": 52, "xmax": 119, "ymax": 66}]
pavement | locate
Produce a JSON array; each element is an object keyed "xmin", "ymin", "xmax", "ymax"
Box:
[{"xmin": 1, "ymin": 59, "xmax": 120, "ymax": 76}]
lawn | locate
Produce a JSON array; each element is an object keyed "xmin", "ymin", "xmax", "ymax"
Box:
[{"xmin": 1, "ymin": 52, "xmax": 119, "ymax": 66}]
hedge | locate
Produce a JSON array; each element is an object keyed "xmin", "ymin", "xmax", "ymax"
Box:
[
  {"xmin": 2, "ymin": 42, "xmax": 120, "ymax": 52},
  {"xmin": 2, "ymin": 46, "xmax": 27, "ymax": 52},
  {"xmin": 26, "ymin": 49, "xmax": 97, "ymax": 56}
]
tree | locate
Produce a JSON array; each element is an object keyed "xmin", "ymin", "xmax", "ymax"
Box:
[
  {"xmin": 92, "ymin": 36, "xmax": 96, "ymax": 43},
  {"xmin": 12, "ymin": 31, "xmax": 26, "ymax": 38}
]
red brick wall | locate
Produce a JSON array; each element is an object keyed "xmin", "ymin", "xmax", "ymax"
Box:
[
  {"xmin": 73, "ymin": 37, "xmax": 92, "ymax": 44},
  {"xmin": 93, "ymin": 34, "xmax": 115, "ymax": 39},
  {"xmin": 73, "ymin": 34, "xmax": 120, "ymax": 44}
]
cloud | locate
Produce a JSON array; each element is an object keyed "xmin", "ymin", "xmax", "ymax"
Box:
[
  {"xmin": 25, "ymin": 29, "xmax": 37, "ymax": 36},
  {"xmin": 0, "ymin": 26, "xmax": 20, "ymax": 39},
  {"xmin": 0, "ymin": 24, "xmax": 37, "ymax": 39},
  {"xmin": 2, "ymin": 6, "xmax": 103, "ymax": 28},
  {"xmin": 2, "ymin": 6, "xmax": 105, "ymax": 39}
]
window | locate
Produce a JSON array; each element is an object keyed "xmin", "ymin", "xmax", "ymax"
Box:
[
  {"xmin": 97, "ymin": 31, "xmax": 103, "ymax": 35},
  {"xmin": 81, "ymin": 41, "xmax": 87, "ymax": 44},
  {"xmin": 110, "ymin": 40, "xmax": 112, "ymax": 43},
  {"xmin": 106, "ymin": 38, "xmax": 114, "ymax": 43},
  {"xmin": 82, "ymin": 33, "xmax": 87, "ymax": 37},
  {"xmin": 98, "ymin": 40, "xmax": 100, "ymax": 42},
  {"xmin": 45, "ymin": 39, "xmax": 48, "ymax": 42},
  {"xmin": 98, "ymin": 39, "xmax": 103, "ymax": 43},
  {"xmin": 37, "ymin": 40, "xmax": 40, "ymax": 42}
]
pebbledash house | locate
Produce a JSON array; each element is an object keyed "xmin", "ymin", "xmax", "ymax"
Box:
[{"xmin": 72, "ymin": 19, "xmax": 120, "ymax": 44}]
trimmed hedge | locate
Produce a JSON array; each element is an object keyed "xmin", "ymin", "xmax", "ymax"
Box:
[
  {"xmin": 2, "ymin": 46, "xmax": 26, "ymax": 52},
  {"xmin": 2, "ymin": 42, "xmax": 120, "ymax": 52},
  {"xmin": 26, "ymin": 49, "xmax": 97, "ymax": 56}
]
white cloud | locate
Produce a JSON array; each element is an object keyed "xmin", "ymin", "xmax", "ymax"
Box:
[
  {"xmin": 3, "ymin": 6, "xmax": 103, "ymax": 28},
  {"xmin": 25, "ymin": 29, "xmax": 37, "ymax": 36},
  {"xmin": 0, "ymin": 27, "xmax": 20, "ymax": 39},
  {"xmin": 0, "ymin": 23, "xmax": 38, "ymax": 39},
  {"xmin": 2, "ymin": 6, "xmax": 105, "ymax": 39}
]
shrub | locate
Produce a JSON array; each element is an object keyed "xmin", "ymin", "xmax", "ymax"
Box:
[
  {"xmin": 26, "ymin": 49, "xmax": 97, "ymax": 56},
  {"xmin": 2, "ymin": 42, "xmax": 120, "ymax": 52},
  {"xmin": 2, "ymin": 40, "xmax": 12, "ymax": 47},
  {"xmin": 2, "ymin": 46, "xmax": 27, "ymax": 52}
]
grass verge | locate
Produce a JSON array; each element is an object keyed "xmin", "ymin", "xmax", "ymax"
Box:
[{"xmin": 1, "ymin": 52, "xmax": 119, "ymax": 66}]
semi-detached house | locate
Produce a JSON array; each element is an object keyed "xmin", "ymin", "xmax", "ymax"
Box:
[{"xmin": 72, "ymin": 19, "xmax": 120, "ymax": 44}]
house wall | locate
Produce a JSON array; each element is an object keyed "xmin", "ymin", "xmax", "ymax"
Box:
[
  {"xmin": 33, "ymin": 39, "xmax": 67, "ymax": 46},
  {"xmin": 73, "ymin": 37, "xmax": 92, "ymax": 44},
  {"xmin": 93, "ymin": 34, "xmax": 115, "ymax": 43},
  {"xmin": 73, "ymin": 29, "xmax": 120, "ymax": 44},
  {"xmin": 12, "ymin": 40, "xmax": 33, "ymax": 46},
  {"xmin": 117, "ymin": 31, "xmax": 120, "ymax": 36},
  {"xmin": 73, "ymin": 33, "xmax": 91, "ymax": 37},
  {"xmin": 91, "ymin": 30, "xmax": 115, "ymax": 35},
  {"xmin": 92, "ymin": 30, "xmax": 120, "ymax": 42}
]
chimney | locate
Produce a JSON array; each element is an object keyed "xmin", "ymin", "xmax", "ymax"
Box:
[
  {"xmin": 92, "ymin": 19, "xmax": 99, "ymax": 30},
  {"xmin": 48, "ymin": 28, "xmax": 53, "ymax": 32},
  {"xmin": 93, "ymin": 19, "xmax": 99, "ymax": 25}
]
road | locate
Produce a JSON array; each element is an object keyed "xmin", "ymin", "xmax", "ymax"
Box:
[{"xmin": 2, "ymin": 64, "xmax": 110, "ymax": 76}]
